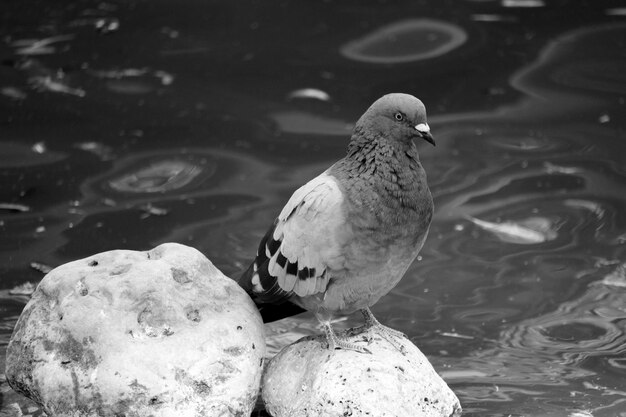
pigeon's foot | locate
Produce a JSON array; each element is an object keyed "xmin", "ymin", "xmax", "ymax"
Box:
[
  {"xmin": 371, "ymin": 325, "xmax": 408, "ymax": 354},
  {"xmin": 358, "ymin": 307, "xmax": 408, "ymax": 353},
  {"xmin": 321, "ymin": 321, "xmax": 371, "ymax": 354},
  {"xmin": 372, "ymin": 323, "xmax": 406, "ymax": 340}
]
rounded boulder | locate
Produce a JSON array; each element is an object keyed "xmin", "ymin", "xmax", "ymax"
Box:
[
  {"xmin": 5, "ymin": 243, "xmax": 265, "ymax": 417},
  {"xmin": 262, "ymin": 328, "xmax": 461, "ymax": 417}
]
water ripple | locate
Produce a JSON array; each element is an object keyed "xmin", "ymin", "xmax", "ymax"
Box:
[
  {"xmin": 499, "ymin": 266, "xmax": 626, "ymax": 374},
  {"xmin": 340, "ymin": 19, "xmax": 467, "ymax": 64}
]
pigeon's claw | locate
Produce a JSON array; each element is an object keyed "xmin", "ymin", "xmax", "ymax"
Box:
[
  {"xmin": 373, "ymin": 326, "xmax": 408, "ymax": 354},
  {"xmin": 321, "ymin": 322, "xmax": 371, "ymax": 354},
  {"xmin": 359, "ymin": 307, "xmax": 407, "ymax": 353},
  {"xmin": 373, "ymin": 323, "xmax": 406, "ymax": 340}
]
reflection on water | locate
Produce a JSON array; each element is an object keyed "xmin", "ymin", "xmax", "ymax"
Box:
[
  {"xmin": 443, "ymin": 263, "xmax": 626, "ymax": 416},
  {"xmin": 340, "ymin": 19, "xmax": 467, "ymax": 64},
  {"xmin": 1, "ymin": 1, "xmax": 626, "ymax": 416},
  {"xmin": 0, "ymin": 141, "xmax": 67, "ymax": 168},
  {"xmin": 411, "ymin": 21, "xmax": 626, "ymax": 417},
  {"xmin": 269, "ymin": 110, "xmax": 352, "ymax": 136},
  {"xmin": 107, "ymin": 160, "xmax": 205, "ymax": 193},
  {"xmin": 465, "ymin": 216, "xmax": 558, "ymax": 244}
]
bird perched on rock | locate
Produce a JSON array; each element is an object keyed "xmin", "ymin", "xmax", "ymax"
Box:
[{"xmin": 239, "ymin": 93, "xmax": 434, "ymax": 352}]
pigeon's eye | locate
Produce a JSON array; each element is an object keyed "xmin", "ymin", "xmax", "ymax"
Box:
[{"xmin": 394, "ymin": 113, "xmax": 404, "ymax": 121}]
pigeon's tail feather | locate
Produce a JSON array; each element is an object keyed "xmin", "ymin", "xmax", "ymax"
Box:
[
  {"xmin": 237, "ymin": 261, "xmax": 256, "ymax": 295},
  {"xmin": 253, "ymin": 257, "xmax": 293, "ymax": 304},
  {"xmin": 236, "ymin": 221, "xmax": 274, "ymax": 296},
  {"xmin": 238, "ymin": 261, "xmax": 306, "ymax": 323},
  {"xmin": 236, "ymin": 221, "xmax": 306, "ymax": 323}
]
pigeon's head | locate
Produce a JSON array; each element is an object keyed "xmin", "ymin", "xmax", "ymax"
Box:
[{"xmin": 356, "ymin": 93, "xmax": 435, "ymax": 147}]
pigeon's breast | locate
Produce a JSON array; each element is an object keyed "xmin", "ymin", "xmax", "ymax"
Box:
[
  {"xmin": 343, "ymin": 161, "xmax": 433, "ymax": 245},
  {"xmin": 313, "ymin": 164, "xmax": 433, "ymax": 312},
  {"xmin": 314, "ymin": 225, "xmax": 430, "ymax": 314}
]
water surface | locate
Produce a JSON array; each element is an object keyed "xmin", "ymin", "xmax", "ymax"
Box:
[{"xmin": 1, "ymin": 1, "xmax": 625, "ymax": 416}]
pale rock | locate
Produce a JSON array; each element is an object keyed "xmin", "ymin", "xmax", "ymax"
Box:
[
  {"xmin": 262, "ymin": 328, "xmax": 461, "ymax": 417},
  {"xmin": 5, "ymin": 243, "xmax": 265, "ymax": 417}
]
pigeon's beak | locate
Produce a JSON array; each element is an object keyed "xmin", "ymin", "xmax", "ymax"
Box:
[{"xmin": 415, "ymin": 123, "xmax": 435, "ymax": 146}]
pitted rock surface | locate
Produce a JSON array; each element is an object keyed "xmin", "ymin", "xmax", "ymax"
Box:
[
  {"xmin": 262, "ymin": 328, "xmax": 461, "ymax": 417},
  {"xmin": 5, "ymin": 243, "xmax": 265, "ymax": 417}
]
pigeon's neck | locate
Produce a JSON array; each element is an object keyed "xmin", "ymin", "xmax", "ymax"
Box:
[
  {"xmin": 345, "ymin": 128, "xmax": 423, "ymax": 183},
  {"xmin": 334, "ymin": 128, "xmax": 431, "ymax": 215}
]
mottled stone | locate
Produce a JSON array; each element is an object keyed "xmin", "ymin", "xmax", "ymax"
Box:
[
  {"xmin": 5, "ymin": 243, "xmax": 265, "ymax": 417},
  {"xmin": 262, "ymin": 328, "xmax": 461, "ymax": 417}
]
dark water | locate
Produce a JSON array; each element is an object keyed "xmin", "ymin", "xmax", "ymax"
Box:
[{"xmin": 1, "ymin": 0, "xmax": 626, "ymax": 415}]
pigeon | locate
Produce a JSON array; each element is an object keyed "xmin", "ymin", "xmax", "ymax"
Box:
[{"xmin": 238, "ymin": 93, "xmax": 435, "ymax": 352}]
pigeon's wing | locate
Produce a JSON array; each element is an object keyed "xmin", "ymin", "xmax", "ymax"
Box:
[{"xmin": 245, "ymin": 171, "xmax": 348, "ymax": 304}]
